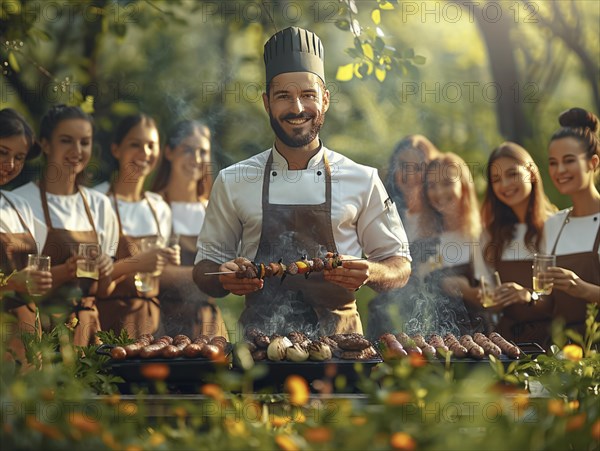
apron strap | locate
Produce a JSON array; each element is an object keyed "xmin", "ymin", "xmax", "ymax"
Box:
[
  {"xmin": 550, "ymin": 208, "xmax": 573, "ymax": 255},
  {"xmin": 109, "ymin": 192, "xmax": 163, "ymax": 241}
]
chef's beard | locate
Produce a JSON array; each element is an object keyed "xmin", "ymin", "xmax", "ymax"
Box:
[{"xmin": 269, "ymin": 111, "xmax": 325, "ymax": 148}]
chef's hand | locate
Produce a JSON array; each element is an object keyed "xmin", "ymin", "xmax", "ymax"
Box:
[
  {"xmin": 323, "ymin": 254, "xmax": 369, "ymax": 291},
  {"xmin": 219, "ymin": 258, "xmax": 263, "ymax": 296},
  {"xmin": 492, "ymin": 282, "xmax": 531, "ymax": 308}
]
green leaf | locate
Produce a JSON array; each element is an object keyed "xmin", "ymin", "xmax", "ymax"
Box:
[
  {"xmin": 335, "ymin": 19, "xmax": 350, "ymax": 31},
  {"xmin": 413, "ymin": 55, "xmax": 427, "ymax": 65},
  {"xmin": 8, "ymin": 52, "xmax": 20, "ymax": 72}
]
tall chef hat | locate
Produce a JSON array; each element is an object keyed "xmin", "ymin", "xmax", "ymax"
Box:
[{"xmin": 264, "ymin": 27, "xmax": 325, "ymax": 85}]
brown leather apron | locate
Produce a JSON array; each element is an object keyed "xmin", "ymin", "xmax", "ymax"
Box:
[
  {"xmin": 495, "ymin": 259, "xmax": 554, "ymax": 345},
  {"xmin": 0, "ymin": 192, "xmax": 41, "ymax": 362},
  {"xmin": 549, "ymin": 211, "xmax": 600, "ymax": 336},
  {"xmin": 97, "ymin": 193, "xmax": 161, "ymax": 338},
  {"xmin": 39, "ymin": 185, "xmax": 101, "ymax": 346},
  {"xmin": 158, "ymin": 201, "xmax": 229, "ymax": 339},
  {"xmin": 239, "ymin": 150, "xmax": 360, "ymax": 338}
]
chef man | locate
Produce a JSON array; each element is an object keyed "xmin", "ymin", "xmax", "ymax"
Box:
[{"xmin": 193, "ymin": 27, "xmax": 411, "ymax": 338}]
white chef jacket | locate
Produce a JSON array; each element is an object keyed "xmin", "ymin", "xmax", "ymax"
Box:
[
  {"xmin": 13, "ymin": 182, "xmax": 119, "ymax": 257},
  {"xmin": 92, "ymin": 183, "xmax": 172, "ymax": 240},
  {"xmin": 0, "ymin": 190, "xmax": 46, "ymax": 253},
  {"xmin": 543, "ymin": 208, "xmax": 600, "ymax": 257},
  {"xmin": 195, "ymin": 145, "xmax": 411, "ymax": 264}
]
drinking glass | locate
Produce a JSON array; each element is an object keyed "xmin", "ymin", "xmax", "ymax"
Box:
[
  {"xmin": 26, "ymin": 254, "xmax": 51, "ymax": 297},
  {"xmin": 480, "ymin": 275, "xmax": 496, "ymax": 308},
  {"xmin": 77, "ymin": 243, "xmax": 100, "ymax": 280},
  {"xmin": 532, "ymin": 254, "xmax": 556, "ymax": 296},
  {"xmin": 134, "ymin": 237, "xmax": 162, "ymax": 295}
]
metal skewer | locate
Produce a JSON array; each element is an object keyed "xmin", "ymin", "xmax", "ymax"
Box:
[{"xmin": 203, "ymin": 258, "xmax": 369, "ymax": 275}]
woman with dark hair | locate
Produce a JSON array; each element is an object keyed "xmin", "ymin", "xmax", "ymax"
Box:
[
  {"xmin": 94, "ymin": 114, "xmax": 179, "ymax": 338},
  {"xmin": 151, "ymin": 120, "xmax": 228, "ymax": 338},
  {"xmin": 367, "ymin": 135, "xmax": 441, "ymax": 339},
  {"xmin": 0, "ymin": 108, "xmax": 51, "ymax": 364},
  {"xmin": 481, "ymin": 142, "xmax": 556, "ymax": 343},
  {"xmin": 13, "ymin": 105, "xmax": 117, "ymax": 346},
  {"xmin": 543, "ymin": 108, "xmax": 600, "ymax": 336}
]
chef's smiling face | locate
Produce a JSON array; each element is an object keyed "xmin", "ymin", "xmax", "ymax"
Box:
[
  {"xmin": 548, "ymin": 137, "xmax": 599, "ymax": 195},
  {"xmin": 42, "ymin": 119, "xmax": 92, "ymax": 177},
  {"xmin": 263, "ymin": 72, "xmax": 330, "ymax": 149},
  {"xmin": 425, "ymin": 163, "xmax": 463, "ymax": 215},
  {"xmin": 0, "ymin": 134, "xmax": 28, "ymax": 186},
  {"xmin": 112, "ymin": 122, "xmax": 160, "ymax": 179},
  {"xmin": 490, "ymin": 156, "xmax": 533, "ymax": 210}
]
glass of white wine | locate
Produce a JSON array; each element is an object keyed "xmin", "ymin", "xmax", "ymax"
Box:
[
  {"xmin": 77, "ymin": 243, "xmax": 100, "ymax": 280},
  {"xmin": 480, "ymin": 275, "xmax": 496, "ymax": 308},
  {"xmin": 532, "ymin": 254, "xmax": 556, "ymax": 296}
]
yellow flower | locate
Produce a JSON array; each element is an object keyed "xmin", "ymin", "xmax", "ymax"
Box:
[
  {"xmin": 512, "ymin": 394, "xmax": 530, "ymax": 418},
  {"xmin": 172, "ymin": 406, "xmax": 187, "ymax": 418},
  {"xmin": 563, "ymin": 344, "xmax": 583, "ymax": 362},
  {"xmin": 102, "ymin": 432, "xmax": 118, "ymax": 449},
  {"xmin": 284, "ymin": 375, "xmax": 310, "ymax": 406},
  {"xmin": 149, "ymin": 431, "xmax": 166, "ymax": 447},
  {"xmin": 304, "ymin": 426, "xmax": 332, "ymax": 443},
  {"xmin": 547, "ymin": 399, "xmax": 565, "ymax": 416},
  {"xmin": 125, "ymin": 446, "xmax": 143, "ymax": 451},
  {"xmin": 275, "ymin": 434, "xmax": 299, "ymax": 451},
  {"xmin": 351, "ymin": 416, "xmax": 367, "ymax": 426},
  {"xmin": 118, "ymin": 401, "xmax": 138, "ymax": 418},
  {"xmin": 224, "ymin": 418, "xmax": 246, "ymax": 436},
  {"xmin": 103, "ymin": 393, "xmax": 121, "ymax": 406},
  {"xmin": 271, "ymin": 415, "xmax": 290, "ymax": 428},
  {"xmin": 390, "ymin": 432, "xmax": 416, "ymax": 451}
]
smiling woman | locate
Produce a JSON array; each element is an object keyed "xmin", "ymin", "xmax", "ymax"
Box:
[
  {"xmin": 13, "ymin": 105, "xmax": 119, "ymax": 346},
  {"xmin": 94, "ymin": 114, "xmax": 180, "ymax": 338}
]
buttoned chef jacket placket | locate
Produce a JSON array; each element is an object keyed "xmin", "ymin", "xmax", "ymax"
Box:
[{"xmin": 240, "ymin": 150, "xmax": 361, "ymax": 337}]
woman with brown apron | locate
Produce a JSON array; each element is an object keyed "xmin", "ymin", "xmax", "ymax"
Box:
[
  {"xmin": 13, "ymin": 105, "xmax": 118, "ymax": 346},
  {"xmin": 419, "ymin": 154, "xmax": 492, "ymax": 334},
  {"xmin": 367, "ymin": 135, "xmax": 442, "ymax": 340},
  {"xmin": 0, "ymin": 109, "xmax": 52, "ymax": 365},
  {"xmin": 95, "ymin": 114, "xmax": 179, "ymax": 339},
  {"xmin": 481, "ymin": 142, "xmax": 557, "ymax": 345},
  {"xmin": 151, "ymin": 120, "xmax": 228, "ymax": 339},
  {"xmin": 543, "ymin": 108, "xmax": 600, "ymax": 338}
]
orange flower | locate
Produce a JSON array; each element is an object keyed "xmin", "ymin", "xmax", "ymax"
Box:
[
  {"xmin": 118, "ymin": 401, "xmax": 138, "ymax": 418},
  {"xmin": 284, "ymin": 375, "xmax": 310, "ymax": 406},
  {"xmin": 591, "ymin": 419, "xmax": 600, "ymax": 441},
  {"xmin": 103, "ymin": 393, "xmax": 121, "ymax": 406},
  {"xmin": 125, "ymin": 446, "xmax": 143, "ymax": 451},
  {"xmin": 351, "ymin": 416, "xmax": 367, "ymax": 426},
  {"xmin": 304, "ymin": 426, "xmax": 332, "ymax": 443},
  {"xmin": 224, "ymin": 418, "xmax": 246, "ymax": 436},
  {"xmin": 26, "ymin": 415, "xmax": 63, "ymax": 440},
  {"xmin": 201, "ymin": 383, "xmax": 224, "ymax": 402},
  {"xmin": 409, "ymin": 353, "xmax": 427, "ymax": 368},
  {"xmin": 271, "ymin": 415, "xmax": 290, "ymax": 428},
  {"xmin": 563, "ymin": 344, "xmax": 583, "ymax": 362},
  {"xmin": 568, "ymin": 400, "xmax": 580, "ymax": 412},
  {"xmin": 69, "ymin": 412, "xmax": 101, "ymax": 435},
  {"xmin": 172, "ymin": 406, "xmax": 187, "ymax": 418},
  {"xmin": 547, "ymin": 399, "xmax": 565, "ymax": 416},
  {"xmin": 275, "ymin": 434, "xmax": 299, "ymax": 451},
  {"xmin": 512, "ymin": 394, "xmax": 529, "ymax": 418},
  {"xmin": 148, "ymin": 431, "xmax": 166, "ymax": 447},
  {"xmin": 140, "ymin": 363, "xmax": 170, "ymax": 380},
  {"xmin": 566, "ymin": 413, "xmax": 587, "ymax": 432},
  {"xmin": 102, "ymin": 432, "xmax": 119, "ymax": 449},
  {"xmin": 390, "ymin": 432, "xmax": 416, "ymax": 451},
  {"xmin": 386, "ymin": 391, "xmax": 412, "ymax": 406}
]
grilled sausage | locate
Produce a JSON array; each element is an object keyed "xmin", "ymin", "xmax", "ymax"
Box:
[
  {"xmin": 489, "ymin": 332, "xmax": 521, "ymax": 359},
  {"xmin": 443, "ymin": 334, "xmax": 468, "ymax": 358},
  {"xmin": 110, "ymin": 346, "xmax": 127, "ymax": 360},
  {"xmin": 379, "ymin": 333, "xmax": 408, "ymax": 359},
  {"xmin": 395, "ymin": 332, "xmax": 423, "ymax": 355},
  {"xmin": 162, "ymin": 344, "xmax": 182, "ymax": 358},
  {"xmin": 428, "ymin": 334, "xmax": 450, "ymax": 356},
  {"xmin": 140, "ymin": 341, "xmax": 169, "ymax": 359},
  {"xmin": 411, "ymin": 334, "xmax": 437, "ymax": 358},
  {"xmin": 459, "ymin": 335, "xmax": 485, "ymax": 360},
  {"xmin": 251, "ymin": 349, "xmax": 267, "ymax": 361},
  {"xmin": 340, "ymin": 346, "xmax": 378, "ymax": 360},
  {"xmin": 473, "ymin": 333, "xmax": 502, "ymax": 357},
  {"xmin": 330, "ymin": 333, "xmax": 371, "ymax": 351},
  {"xmin": 200, "ymin": 344, "xmax": 222, "ymax": 360},
  {"xmin": 183, "ymin": 343, "xmax": 205, "ymax": 358}
]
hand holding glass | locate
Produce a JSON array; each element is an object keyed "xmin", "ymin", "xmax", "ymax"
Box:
[
  {"xmin": 532, "ymin": 254, "xmax": 556, "ymax": 296},
  {"xmin": 26, "ymin": 254, "xmax": 51, "ymax": 297},
  {"xmin": 134, "ymin": 237, "xmax": 162, "ymax": 295},
  {"xmin": 77, "ymin": 243, "xmax": 100, "ymax": 280}
]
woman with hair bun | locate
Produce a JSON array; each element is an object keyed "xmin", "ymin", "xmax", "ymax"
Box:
[
  {"xmin": 481, "ymin": 142, "xmax": 556, "ymax": 343},
  {"xmin": 151, "ymin": 120, "xmax": 228, "ymax": 339},
  {"xmin": 543, "ymin": 107, "xmax": 600, "ymax": 335},
  {"xmin": 13, "ymin": 105, "xmax": 118, "ymax": 346}
]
